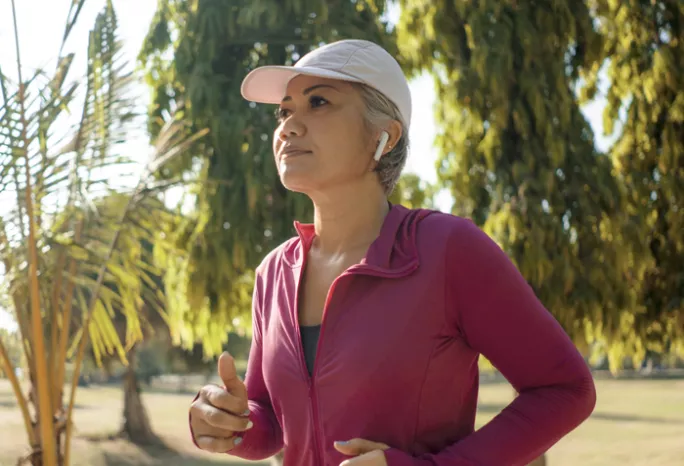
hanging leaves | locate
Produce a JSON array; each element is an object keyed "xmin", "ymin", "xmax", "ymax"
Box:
[
  {"xmin": 582, "ymin": 0, "xmax": 684, "ymax": 366},
  {"xmin": 139, "ymin": 0, "xmax": 395, "ymax": 357},
  {"xmin": 397, "ymin": 0, "xmax": 652, "ymax": 373}
]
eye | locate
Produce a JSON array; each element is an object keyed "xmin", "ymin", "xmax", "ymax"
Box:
[
  {"xmin": 274, "ymin": 96, "xmax": 328, "ymax": 121},
  {"xmin": 275, "ymin": 107, "xmax": 291, "ymax": 121},
  {"xmin": 309, "ymin": 95, "xmax": 328, "ymax": 108}
]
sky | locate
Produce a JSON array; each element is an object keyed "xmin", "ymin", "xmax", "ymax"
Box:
[{"xmin": 0, "ymin": 0, "xmax": 614, "ymax": 331}]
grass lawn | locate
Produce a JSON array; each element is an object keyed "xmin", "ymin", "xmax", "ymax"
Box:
[{"xmin": 1, "ymin": 377, "xmax": 683, "ymax": 465}]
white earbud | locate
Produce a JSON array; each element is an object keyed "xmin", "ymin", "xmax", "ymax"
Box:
[{"xmin": 374, "ymin": 131, "xmax": 390, "ymax": 162}]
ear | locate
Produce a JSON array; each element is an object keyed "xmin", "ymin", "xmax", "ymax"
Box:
[
  {"xmin": 374, "ymin": 119, "xmax": 403, "ymax": 161},
  {"xmin": 373, "ymin": 131, "xmax": 390, "ymax": 161}
]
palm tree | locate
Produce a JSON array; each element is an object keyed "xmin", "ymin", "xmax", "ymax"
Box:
[
  {"xmin": 0, "ymin": 1, "xmax": 206, "ymax": 464},
  {"xmin": 72, "ymin": 195, "xmax": 172, "ymax": 446}
]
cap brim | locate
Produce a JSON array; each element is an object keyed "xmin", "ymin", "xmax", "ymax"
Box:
[{"xmin": 240, "ymin": 66, "xmax": 363, "ymax": 104}]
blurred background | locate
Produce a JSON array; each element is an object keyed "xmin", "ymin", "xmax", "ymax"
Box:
[{"xmin": 0, "ymin": 0, "xmax": 682, "ymax": 465}]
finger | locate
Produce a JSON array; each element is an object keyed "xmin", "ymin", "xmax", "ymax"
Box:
[
  {"xmin": 192, "ymin": 402, "xmax": 253, "ymax": 432},
  {"xmin": 334, "ymin": 438, "xmax": 390, "ymax": 455},
  {"xmin": 218, "ymin": 352, "xmax": 248, "ymax": 400},
  {"xmin": 200, "ymin": 384, "xmax": 249, "ymax": 416},
  {"xmin": 339, "ymin": 450, "xmax": 387, "ymax": 466},
  {"xmin": 196, "ymin": 435, "xmax": 243, "ymax": 453},
  {"xmin": 191, "ymin": 417, "xmax": 236, "ymax": 439}
]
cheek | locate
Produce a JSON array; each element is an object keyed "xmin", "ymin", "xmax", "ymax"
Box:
[
  {"xmin": 316, "ymin": 119, "xmax": 370, "ymax": 165},
  {"xmin": 272, "ymin": 131, "xmax": 282, "ymax": 156}
]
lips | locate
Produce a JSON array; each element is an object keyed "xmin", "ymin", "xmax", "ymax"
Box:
[{"xmin": 280, "ymin": 146, "xmax": 312, "ymax": 158}]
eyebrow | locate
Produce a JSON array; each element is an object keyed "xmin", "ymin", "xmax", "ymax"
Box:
[{"xmin": 281, "ymin": 84, "xmax": 340, "ymax": 102}]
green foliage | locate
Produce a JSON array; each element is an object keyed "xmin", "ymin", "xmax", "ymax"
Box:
[
  {"xmin": 164, "ymin": 332, "xmax": 251, "ymax": 374},
  {"xmin": 64, "ymin": 193, "xmax": 176, "ymax": 365},
  {"xmin": 581, "ymin": 0, "xmax": 684, "ymax": 363},
  {"xmin": 389, "ymin": 173, "xmax": 436, "ymax": 209},
  {"xmin": 0, "ymin": 0, "xmax": 142, "ymax": 370},
  {"xmin": 397, "ymin": 0, "xmax": 650, "ymax": 372},
  {"xmin": 0, "ymin": 0, "xmax": 205, "ymax": 461},
  {"xmin": 139, "ymin": 0, "xmax": 396, "ymax": 356},
  {"xmin": 135, "ymin": 339, "xmax": 169, "ymax": 383}
]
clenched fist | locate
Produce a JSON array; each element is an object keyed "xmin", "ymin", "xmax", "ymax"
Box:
[{"xmin": 190, "ymin": 352, "xmax": 253, "ymax": 453}]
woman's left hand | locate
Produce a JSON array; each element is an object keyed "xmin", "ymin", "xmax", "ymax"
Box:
[{"xmin": 334, "ymin": 438, "xmax": 390, "ymax": 465}]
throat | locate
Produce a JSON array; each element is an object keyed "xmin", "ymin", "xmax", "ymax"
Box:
[{"xmin": 311, "ymin": 196, "xmax": 390, "ymax": 255}]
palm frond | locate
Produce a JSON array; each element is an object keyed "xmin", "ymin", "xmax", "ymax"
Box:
[
  {"xmin": 1, "ymin": 1, "xmax": 211, "ymax": 462},
  {"xmin": 59, "ymin": 0, "xmax": 88, "ymax": 57}
]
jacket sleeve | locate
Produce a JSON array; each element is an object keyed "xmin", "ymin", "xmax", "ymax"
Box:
[
  {"xmin": 385, "ymin": 219, "xmax": 596, "ymax": 466},
  {"xmin": 189, "ymin": 271, "xmax": 283, "ymax": 460}
]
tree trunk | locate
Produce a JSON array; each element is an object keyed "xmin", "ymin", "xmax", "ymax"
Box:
[
  {"xmin": 23, "ymin": 377, "xmax": 66, "ymax": 466},
  {"xmin": 25, "ymin": 446, "xmax": 65, "ymax": 466},
  {"xmin": 121, "ymin": 345, "xmax": 157, "ymax": 444},
  {"xmin": 21, "ymin": 431, "xmax": 66, "ymax": 466}
]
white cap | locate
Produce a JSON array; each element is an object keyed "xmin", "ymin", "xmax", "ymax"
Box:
[{"xmin": 240, "ymin": 39, "xmax": 412, "ymax": 126}]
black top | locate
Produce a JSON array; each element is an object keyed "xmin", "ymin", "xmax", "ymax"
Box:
[{"xmin": 300, "ymin": 324, "xmax": 322, "ymax": 376}]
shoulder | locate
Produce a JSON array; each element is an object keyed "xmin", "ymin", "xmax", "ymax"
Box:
[
  {"xmin": 417, "ymin": 209, "xmax": 488, "ymax": 243},
  {"xmin": 416, "ymin": 209, "xmax": 504, "ymax": 263},
  {"xmin": 251, "ymin": 236, "xmax": 300, "ymax": 311},
  {"xmin": 254, "ymin": 236, "xmax": 300, "ymax": 278}
]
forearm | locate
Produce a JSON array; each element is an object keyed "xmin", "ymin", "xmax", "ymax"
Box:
[
  {"xmin": 230, "ymin": 274, "xmax": 283, "ymax": 459},
  {"xmin": 190, "ymin": 273, "xmax": 283, "ymax": 459},
  {"xmin": 384, "ymin": 372, "xmax": 595, "ymax": 465},
  {"xmin": 228, "ymin": 399, "xmax": 283, "ymax": 460},
  {"xmin": 407, "ymin": 219, "xmax": 597, "ymax": 465}
]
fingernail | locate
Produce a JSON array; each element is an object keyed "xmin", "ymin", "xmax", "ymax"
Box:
[
  {"xmin": 234, "ymin": 436, "xmax": 243, "ymax": 445},
  {"xmin": 246, "ymin": 421, "xmax": 254, "ymax": 429},
  {"xmin": 335, "ymin": 440, "xmax": 350, "ymax": 445},
  {"xmin": 242, "ymin": 409, "xmax": 250, "ymax": 416}
]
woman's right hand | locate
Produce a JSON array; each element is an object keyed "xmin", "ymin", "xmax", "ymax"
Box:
[{"xmin": 190, "ymin": 352, "xmax": 253, "ymax": 453}]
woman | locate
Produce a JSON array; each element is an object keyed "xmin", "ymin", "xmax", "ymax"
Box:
[{"xmin": 188, "ymin": 39, "xmax": 596, "ymax": 466}]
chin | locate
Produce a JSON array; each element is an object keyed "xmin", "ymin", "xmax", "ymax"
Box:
[{"xmin": 279, "ymin": 171, "xmax": 319, "ymax": 194}]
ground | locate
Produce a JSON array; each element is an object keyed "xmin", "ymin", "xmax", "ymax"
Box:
[{"xmin": 1, "ymin": 377, "xmax": 683, "ymax": 465}]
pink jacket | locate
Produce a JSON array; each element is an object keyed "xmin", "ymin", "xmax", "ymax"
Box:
[{"xmin": 197, "ymin": 204, "xmax": 596, "ymax": 465}]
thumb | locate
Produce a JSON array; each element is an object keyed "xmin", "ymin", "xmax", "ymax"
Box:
[
  {"xmin": 218, "ymin": 352, "xmax": 247, "ymax": 398},
  {"xmin": 334, "ymin": 438, "xmax": 390, "ymax": 456}
]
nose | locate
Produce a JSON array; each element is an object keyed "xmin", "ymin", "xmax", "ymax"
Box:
[{"xmin": 277, "ymin": 114, "xmax": 306, "ymax": 141}]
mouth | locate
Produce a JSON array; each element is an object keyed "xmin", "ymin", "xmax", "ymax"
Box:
[{"xmin": 281, "ymin": 149, "xmax": 312, "ymax": 159}]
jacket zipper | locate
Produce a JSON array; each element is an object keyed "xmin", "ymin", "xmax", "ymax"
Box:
[
  {"xmin": 294, "ymin": 249, "xmax": 326, "ymax": 466},
  {"xmin": 309, "ymin": 271, "xmax": 346, "ymax": 466},
  {"xmin": 296, "ymin": 258, "xmax": 419, "ymax": 465}
]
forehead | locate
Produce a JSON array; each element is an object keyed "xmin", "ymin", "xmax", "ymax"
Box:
[{"xmin": 282, "ymin": 75, "xmax": 356, "ymax": 102}]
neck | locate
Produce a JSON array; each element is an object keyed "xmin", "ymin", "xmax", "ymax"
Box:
[{"xmin": 309, "ymin": 181, "xmax": 389, "ymax": 256}]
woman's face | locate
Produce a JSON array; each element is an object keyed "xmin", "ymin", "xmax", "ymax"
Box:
[{"xmin": 272, "ymin": 74, "xmax": 378, "ymax": 195}]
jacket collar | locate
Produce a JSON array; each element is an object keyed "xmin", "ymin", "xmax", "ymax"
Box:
[{"xmin": 285, "ymin": 203, "xmax": 433, "ymax": 274}]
